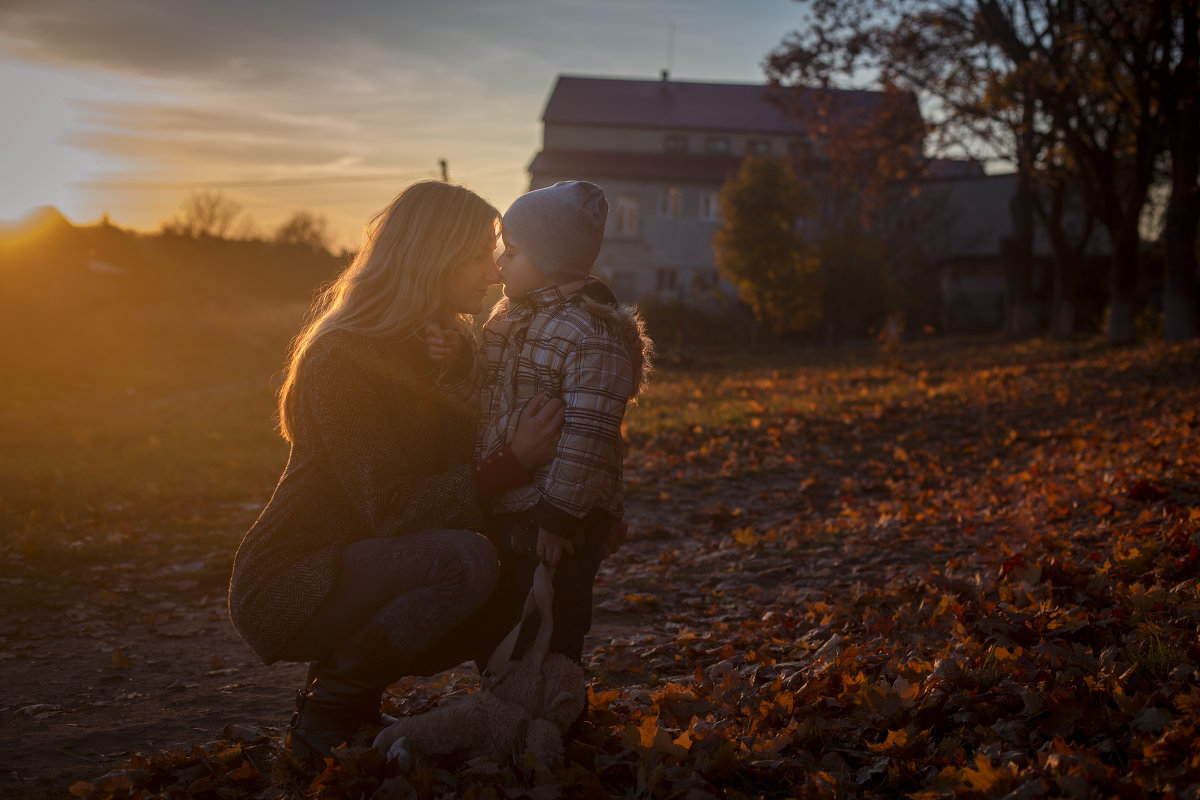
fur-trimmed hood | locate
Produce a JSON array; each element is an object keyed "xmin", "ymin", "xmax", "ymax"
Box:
[{"xmin": 490, "ymin": 277, "xmax": 654, "ymax": 402}]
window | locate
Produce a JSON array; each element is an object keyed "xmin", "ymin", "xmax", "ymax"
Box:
[
  {"xmin": 747, "ymin": 138, "xmax": 771, "ymax": 155},
  {"xmin": 699, "ymin": 190, "xmax": 720, "ymax": 222},
  {"xmin": 694, "ymin": 269, "xmax": 719, "ymax": 291},
  {"xmin": 664, "ymin": 134, "xmax": 688, "ymax": 153},
  {"xmin": 658, "ymin": 187, "xmax": 682, "ymax": 219},
  {"xmin": 655, "ymin": 268, "xmax": 678, "ymax": 293},
  {"xmin": 705, "ymin": 136, "xmax": 730, "ymax": 154},
  {"xmin": 613, "ymin": 195, "xmax": 639, "ymax": 236}
]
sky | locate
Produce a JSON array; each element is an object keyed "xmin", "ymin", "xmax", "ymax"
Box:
[{"xmin": 0, "ymin": 0, "xmax": 809, "ymax": 250}]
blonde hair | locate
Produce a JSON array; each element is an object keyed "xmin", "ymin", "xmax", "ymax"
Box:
[{"xmin": 278, "ymin": 180, "xmax": 499, "ymax": 441}]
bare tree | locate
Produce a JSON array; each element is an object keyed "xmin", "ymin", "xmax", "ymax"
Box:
[
  {"xmin": 163, "ymin": 191, "xmax": 246, "ymax": 239},
  {"xmin": 768, "ymin": 0, "xmax": 1047, "ymax": 338},
  {"xmin": 274, "ymin": 211, "xmax": 332, "ymax": 255},
  {"xmin": 983, "ymin": 0, "xmax": 1168, "ymax": 344},
  {"xmin": 770, "ymin": 0, "xmax": 1183, "ymax": 343}
]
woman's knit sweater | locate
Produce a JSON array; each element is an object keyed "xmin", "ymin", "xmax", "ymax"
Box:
[{"xmin": 228, "ymin": 329, "xmax": 485, "ymax": 664}]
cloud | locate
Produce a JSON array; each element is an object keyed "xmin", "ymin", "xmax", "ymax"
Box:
[
  {"xmin": 2, "ymin": 0, "xmax": 367, "ymax": 81},
  {"xmin": 74, "ymin": 101, "xmax": 357, "ymax": 142},
  {"xmin": 0, "ymin": 1, "xmax": 530, "ymax": 184},
  {"xmin": 0, "ymin": 0, "xmax": 543, "ymax": 91},
  {"xmin": 1, "ymin": 0, "xmax": 803, "ymax": 243}
]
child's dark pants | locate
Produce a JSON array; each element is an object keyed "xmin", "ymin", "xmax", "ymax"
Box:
[{"xmin": 488, "ymin": 510, "xmax": 610, "ymax": 662}]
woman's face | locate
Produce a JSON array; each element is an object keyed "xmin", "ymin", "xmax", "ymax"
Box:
[{"xmin": 443, "ymin": 239, "xmax": 500, "ymax": 316}]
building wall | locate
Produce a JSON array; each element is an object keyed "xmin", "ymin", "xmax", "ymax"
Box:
[
  {"xmin": 530, "ymin": 170, "xmax": 728, "ymax": 306},
  {"xmin": 916, "ymin": 174, "xmax": 1110, "ymax": 259},
  {"xmin": 940, "ymin": 257, "xmax": 1008, "ymax": 332},
  {"xmin": 544, "ymin": 123, "xmax": 792, "ymax": 158},
  {"xmin": 531, "ymin": 84, "xmax": 1111, "ymax": 332}
]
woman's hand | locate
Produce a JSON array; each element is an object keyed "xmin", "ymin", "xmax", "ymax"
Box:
[
  {"xmin": 509, "ymin": 391, "xmax": 564, "ymax": 470},
  {"xmin": 536, "ymin": 527, "xmax": 575, "ymax": 567}
]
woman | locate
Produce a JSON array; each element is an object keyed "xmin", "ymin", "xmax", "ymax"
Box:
[{"xmin": 228, "ymin": 181, "xmax": 563, "ymax": 761}]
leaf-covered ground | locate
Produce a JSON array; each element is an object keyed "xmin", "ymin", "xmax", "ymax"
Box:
[{"xmin": 63, "ymin": 340, "xmax": 1200, "ymax": 799}]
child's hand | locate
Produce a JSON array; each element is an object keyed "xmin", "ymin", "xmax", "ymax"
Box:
[
  {"xmin": 536, "ymin": 527, "xmax": 574, "ymax": 567},
  {"xmin": 603, "ymin": 519, "xmax": 628, "ymax": 557}
]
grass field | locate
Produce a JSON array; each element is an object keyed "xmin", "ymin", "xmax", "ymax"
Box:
[
  {"xmin": 1, "ymin": 295, "xmax": 300, "ymax": 575},
  {"xmin": 0, "ymin": 238, "xmax": 980, "ymax": 567},
  {"xmin": 0, "ymin": 262, "xmax": 1190, "ymax": 583}
]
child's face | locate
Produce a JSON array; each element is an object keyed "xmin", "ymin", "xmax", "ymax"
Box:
[
  {"xmin": 497, "ymin": 238, "xmax": 550, "ymax": 299},
  {"xmin": 443, "ymin": 240, "xmax": 499, "ymax": 315}
]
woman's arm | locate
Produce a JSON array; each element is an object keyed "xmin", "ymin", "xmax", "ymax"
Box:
[
  {"xmin": 295, "ymin": 337, "xmax": 484, "ymax": 537},
  {"xmin": 475, "ymin": 392, "xmax": 564, "ymax": 500}
]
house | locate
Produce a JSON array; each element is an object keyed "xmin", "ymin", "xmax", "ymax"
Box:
[
  {"xmin": 915, "ymin": 173, "xmax": 1111, "ymax": 332},
  {"xmin": 523, "ymin": 74, "xmax": 1101, "ymax": 334},
  {"xmin": 524, "ymin": 73, "xmax": 901, "ymax": 306}
]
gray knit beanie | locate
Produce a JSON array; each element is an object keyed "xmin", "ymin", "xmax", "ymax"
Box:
[{"xmin": 502, "ymin": 180, "xmax": 608, "ymax": 279}]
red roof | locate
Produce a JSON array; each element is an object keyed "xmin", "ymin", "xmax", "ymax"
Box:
[
  {"xmin": 541, "ymin": 75, "xmax": 889, "ymax": 134},
  {"xmin": 528, "ymin": 149, "xmax": 742, "ymax": 183}
]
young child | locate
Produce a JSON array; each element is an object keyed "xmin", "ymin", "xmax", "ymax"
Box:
[{"xmin": 437, "ymin": 180, "xmax": 652, "ymax": 663}]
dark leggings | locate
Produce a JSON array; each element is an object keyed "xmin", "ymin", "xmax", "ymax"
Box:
[
  {"xmin": 277, "ymin": 529, "xmax": 498, "ymax": 671},
  {"xmin": 487, "ymin": 517, "xmax": 608, "ymax": 663}
]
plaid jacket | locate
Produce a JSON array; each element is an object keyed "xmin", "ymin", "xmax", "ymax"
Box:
[{"xmin": 461, "ymin": 277, "xmax": 651, "ymax": 536}]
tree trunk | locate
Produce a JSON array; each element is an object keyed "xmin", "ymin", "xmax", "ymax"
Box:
[
  {"xmin": 1107, "ymin": 222, "xmax": 1141, "ymax": 345},
  {"xmin": 1051, "ymin": 298, "xmax": 1076, "ymax": 340},
  {"xmin": 1050, "ymin": 249, "xmax": 1081, "ymax": 339},
  {"xmin": 1047, "ymin": 217, "xmax": 1089, "ymax": 340},
  {"xmin": 1163, "ymin": 164, "xmax": 1200, "ymax": 342},
  {"xmin": 1163, "ymin": 3, "xmax": 1200, "ymax": 342},
  {"xmin": 1003, "ymin": 169, "xmax": 1041, "ymax": 338},
  {"xmin": 1035, "ymin": 176, "xmax": 1092, "ymax": 341}
]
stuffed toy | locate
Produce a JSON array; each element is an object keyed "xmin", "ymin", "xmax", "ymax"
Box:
[{"xmin": 372, "ymin": 564, "xmax": 587, "ymax": 770}]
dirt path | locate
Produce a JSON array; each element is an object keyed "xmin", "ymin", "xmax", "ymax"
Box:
[
  {"xmin": 0, "ymin": 567, "xmax": 306, "ymax": 797},
  {"xmin": 0, "ymin": 462, "xmax": 962, "ymax": 798},
  {"xmin": 0, "ymin": 492, "xmax": 691, "ymax": 798}
]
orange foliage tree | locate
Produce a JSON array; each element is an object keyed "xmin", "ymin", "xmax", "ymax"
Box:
[{"xmin": 713, "ymin": 156, "xmax": 821, "ymax": 339}]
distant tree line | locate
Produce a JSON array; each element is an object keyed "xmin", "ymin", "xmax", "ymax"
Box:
[
  {"xmin": 718, "ymin": 0, "xmax": 1198, "ymax": 343},
  {"xmin": 162, "ymin": 190, "xmax": 336, "ymax": 256},
  {"xmin": 0, "ymin": 201, "xmax": 345, "ymax": 320}
]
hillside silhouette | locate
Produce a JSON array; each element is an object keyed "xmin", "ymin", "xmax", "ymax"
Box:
[
  {"xmin": 0, "ymin": 209, "xmax": 346, "ymax": 400},
  {"xmin": 1, "ymin": 207, "xmax": 345, "ymax": 309}
]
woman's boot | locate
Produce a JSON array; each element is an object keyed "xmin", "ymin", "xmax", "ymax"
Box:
[
  {"xmin": 284, "ymin": 673, "xmax": 382, "ymax": 761},
  {"xmin": 283, "ymin": 623, "xmax": 401, "ymax": 762}
]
